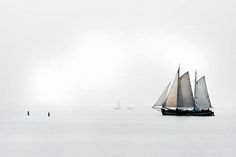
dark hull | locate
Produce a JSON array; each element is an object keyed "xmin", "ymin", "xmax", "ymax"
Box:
[{"xmin": 161, "ymin": 108, "xmax": 214, "ymax": 116}]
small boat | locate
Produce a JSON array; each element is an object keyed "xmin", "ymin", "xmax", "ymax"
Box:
[
  {"xmin": 127, "ymin": 107, "xmax": 134, "ymax": 110},
  {"xmin": 152, "ymin": 67, "xmax": 214, "ymax": 116},
  {"xmin": 114, "ymin": 100, "xmax": 121, "ymax": 110}
]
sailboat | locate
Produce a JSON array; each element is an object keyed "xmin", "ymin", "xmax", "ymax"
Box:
[
  {"xmin": 152, "ymin": 67, "xmax": 214, "ymax": 116},
  {"xmin": 114, "ymin": 100, "xmax": 121, "ymax": 110}
]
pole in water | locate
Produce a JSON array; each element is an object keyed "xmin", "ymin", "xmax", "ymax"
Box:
[
  {"xmin": 27, "ymin": 110, "xmax": 30, "ymax": 116},
  {"xmin": 48, "ymin": 112, "xmax": 50, "ymax": 117}
]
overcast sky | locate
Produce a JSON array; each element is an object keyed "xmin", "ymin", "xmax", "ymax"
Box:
[{"xmin": 0, "ymin": 0, "xmax": 235, "ymax": 111}]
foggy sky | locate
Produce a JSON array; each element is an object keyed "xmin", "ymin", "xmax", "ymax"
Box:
[{"xmin": 0, "ymin": 0, "xmax": 235, "ymax": 111}]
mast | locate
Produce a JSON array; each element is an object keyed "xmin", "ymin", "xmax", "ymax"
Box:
[
  {"xmin": 176, "ymin": 65, "xmax": 180, "ymax": 109},
  {"xmin": 194, "ymin": 71, "xmax": 197, "ymax": 110}
]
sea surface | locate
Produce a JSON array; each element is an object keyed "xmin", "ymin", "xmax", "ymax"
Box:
[{"xmin": 0, "ymin": 106, "xmax": 235, "ymax": 157}]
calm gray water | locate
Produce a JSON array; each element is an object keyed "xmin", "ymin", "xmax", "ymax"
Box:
[{"xmin": 0, "ymin": 107, "xmax": 235, "ymax": 157}]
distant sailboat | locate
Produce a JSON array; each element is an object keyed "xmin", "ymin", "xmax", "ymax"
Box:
[
  {"xmin": 127, "ymin": 107, "xmax": 134, "ymax": 110},
  {"xmin": 152, "ymin": 67, "xmax": 214, "ymax": 116},
  {"xmin": 114, "ymin": 100, "xmax": 121, "ymax": 110}
]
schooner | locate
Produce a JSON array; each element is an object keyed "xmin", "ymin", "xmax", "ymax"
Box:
[{"xmin": 152, "ymin": 67, "xmax": 214, "ymax": 116}]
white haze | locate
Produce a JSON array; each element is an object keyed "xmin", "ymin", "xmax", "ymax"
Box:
[
  {"xmin": 1, "ymin": 1, "xmax": 236, "ymax": 156},
  {"xmin": 1, "ymin": 0, "xmax": 236, "ymax": 112}
]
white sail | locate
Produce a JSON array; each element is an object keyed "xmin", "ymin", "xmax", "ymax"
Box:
[
  {"xmin": 177, "ymin": 72, "xmax": 195, "ymax": 108},
  {"xmin": 165, "ymin": 72, "xmax": 178, "ymax": 108},
  {"xmin": 195, "ymin": 76, "xmax": 212, "ymax": 110},
  {"xmin": 152, "ymin": 83, "xmax": 170, "ymax": 109}
]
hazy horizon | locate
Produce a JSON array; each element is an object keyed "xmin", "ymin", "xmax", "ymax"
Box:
[{"xmin": 0, "ymin": 0, "xmax": 236, "ymax": 112}]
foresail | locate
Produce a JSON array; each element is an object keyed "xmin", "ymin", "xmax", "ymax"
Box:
[
  {"xmin": 195, "ymin": 76, "xmax": 212, "ymax": 110},
  {"xmin": 165, "ymin": 72, "xmax": 178, "ymax": 108},
  {"xmin": 177, "ymin": 72, "xmax": 195, "ymax": 108},
  {"xmin": 152, "ymin": 83, "xmax": 170, "ymax": 109}
]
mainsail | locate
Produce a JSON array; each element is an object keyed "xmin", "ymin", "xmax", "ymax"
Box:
[
  {"xmin": 177, "ymin": 72, "xmax": 195, "ymax": 108},
  {"xmin": 164, "ymin": 72, "xmax": 179, "ymax": 108},
  {"xmin": 195, "ymin": 76, "xmax": 212, "ymax": 110},
  {"xmin": 152, "ymin": 83, "xmax": 170, "ymax": 108}
]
